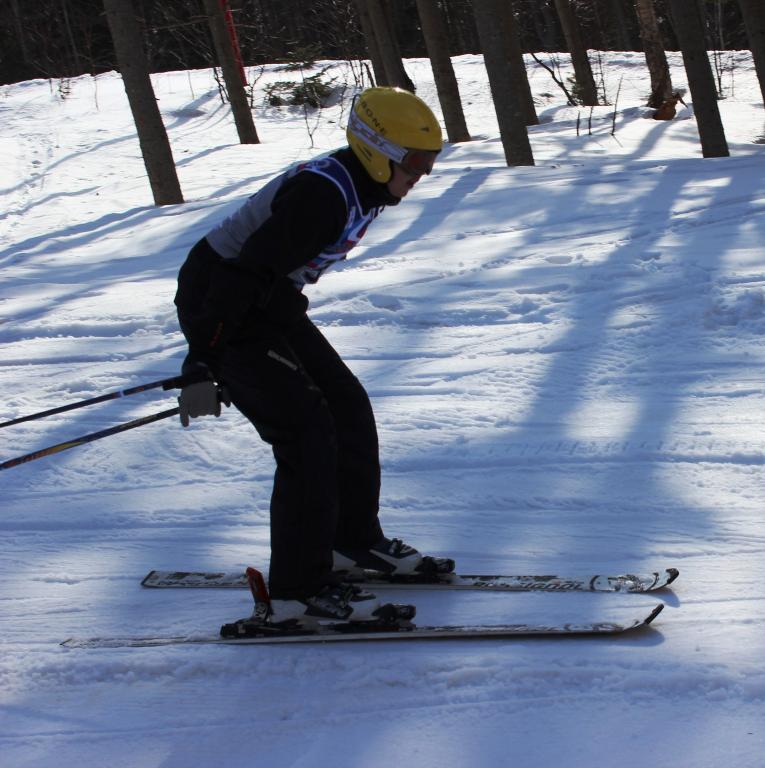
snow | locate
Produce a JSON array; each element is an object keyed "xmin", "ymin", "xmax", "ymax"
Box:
[{"xmin": 2, "ymin": 51, "xmax": 765, "ymax": 766}]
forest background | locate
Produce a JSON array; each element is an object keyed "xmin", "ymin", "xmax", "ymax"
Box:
[{"xmin": 0, "ymin": 0, "xmax": 754, "ymax": 87}]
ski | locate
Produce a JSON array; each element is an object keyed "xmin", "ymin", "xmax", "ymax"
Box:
[
  {"xmin": 141, "ymin": 567, "xmax": 679, "ymax": 593},
  {"xmin": 61, "ymin": 603, "xmax": 664, "ymax": 648}
]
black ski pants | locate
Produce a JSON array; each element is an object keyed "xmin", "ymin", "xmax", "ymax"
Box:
[{"xmin": 218, "ymin": 316, "xmax": 383, "ymax": 599}]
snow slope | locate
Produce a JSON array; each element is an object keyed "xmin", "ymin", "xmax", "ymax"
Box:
[{"xmin": 2, "ymin": 52, "xmax": 765, "ymax": 767}]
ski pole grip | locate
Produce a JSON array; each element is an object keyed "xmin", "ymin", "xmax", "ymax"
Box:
[{"xmin": 161, "ymin": 369, "xmax": 211, "ymax": 391}]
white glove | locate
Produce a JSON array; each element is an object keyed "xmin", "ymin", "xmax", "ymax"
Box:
[{"xmin": 178, "ymin": 381, "xmax": 230, "ymax": 427}]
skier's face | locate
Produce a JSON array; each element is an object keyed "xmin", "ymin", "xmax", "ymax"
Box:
[{"xmin": 387, "ymin": 162, "xmax": 423, "ymax": 199}]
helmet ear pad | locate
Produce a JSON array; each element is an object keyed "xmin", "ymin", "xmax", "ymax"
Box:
[
  {"xmin": 371, "ymin": 156, "xmax": 394, "ymax": 184},
  {"xmin": 348, "ymin": 133, "xmax": 394, "ymax": 183}
]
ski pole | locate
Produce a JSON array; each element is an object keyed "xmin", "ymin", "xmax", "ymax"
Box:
[
  {"xmin": 0, "ymin": 373, "xmax": 200, "ymax": 430},
  {"xmin": 0, "ymin": 407, "xmax": 180, "ymax": 471}
]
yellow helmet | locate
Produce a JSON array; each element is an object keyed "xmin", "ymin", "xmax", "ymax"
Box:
[{"xmin": 347, "ymin": 87, "xmax": 443, "ymax": 183}]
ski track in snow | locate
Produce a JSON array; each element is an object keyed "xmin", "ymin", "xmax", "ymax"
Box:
[{"xmin": 2, "ymin": 52, "xmax": 765, "ymax": 767}]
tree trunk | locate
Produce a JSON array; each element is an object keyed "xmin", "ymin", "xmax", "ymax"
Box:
[
  {"xmin": 606, "ymin": 0, "xmax": 640, "ymax": 51},
  {"xmin": 634, "ymin": 0, "xmax": 673, "ymax": 107},
  {"xmin": 553, "ymin": 0, "xmax": 600, "ymax": 106},
  {"xmin": 363, "ymin": 0, "xmax": 415, "ymax": 91},
  {"xmin": 201, "ymin": 0, "xmax": 259, "ymax": 144},
  {"xmin": 415, "ymin": 0, "xmax": 470, "ymax": 142},
  {"xmin": 60, "ymin": 0, "xmax": 81, "ymax": 76},
  {"xmin": 737, "ymin": 0, "xmax": 765, "ymax": 107},
  {"xmin": 507, "ymin": 0, "xmax": 539, "ymax": 126},
  {"xmin": 442, "ymin": 0, "xmax": 480, "ymax": 54},
  {"xmin": 8, "ymin": 0, "xmax": 30, "ymax": 66},
  {"xmin": 667, "ymin": 0, "xmax": 729, "ymax": 158},
  {"xmin": 353, "ymin": 0, "xmax": 389, "ymax": 86},
  {"xmin": 527, "ymin": 0, "xmax": 561, "ymax": 52},
  {"xmin": 102, "ymin": 0, "xmax": 184, "ymax": 206},
  {"xmin": 471, "ymin": 0, "xmax": 535, "ymax": 166}
]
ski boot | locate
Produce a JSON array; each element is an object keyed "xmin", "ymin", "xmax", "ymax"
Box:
[
  {"xmin": 219, "ymin": 567, "xmax": 416, "ymax": 638},
  {"xmin": 333, "ymin": 536, "xmax": 456, "ymax": 582}
]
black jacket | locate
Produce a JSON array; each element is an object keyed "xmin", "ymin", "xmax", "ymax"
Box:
[{"xmin": 175, "ymin": 148, "xmax": 396, "ymax": 370}]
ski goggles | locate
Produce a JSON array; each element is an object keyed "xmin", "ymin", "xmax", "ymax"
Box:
[
  {"xmin": 399, "ymin": 148, "xmax": 438, "ymax": 177},
  {"xmin": 348, "ymin": 109, "xmax": 439, "ymax": 176}
]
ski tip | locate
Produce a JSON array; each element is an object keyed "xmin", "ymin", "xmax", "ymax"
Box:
[
  {"xmin": 141, "ymin": 571, "xmax": 158, "ymax": 587},
  {"xmin": 665, "ymin": 568, "xmax": 680, "ymax": 585}
]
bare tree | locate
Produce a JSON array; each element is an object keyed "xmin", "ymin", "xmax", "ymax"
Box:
[
  {"xmin": 102, "ymin": 0, "xmax": 183, "ymax": 206},
  {"xmin": 507, "ymin": 0, "xmax": 539, "ymax": 125},
  {"xmin": 525, "ymin": 0, "xmax": 563, "ymax": 52},
  {"xmin": 471, "ymin": 0, "xmax": 535, "ymax": 166},
  {"xmin": 439, "ymin": 0, "xmax": 481, "ymax": 53},
  {"xmin": 667, "ymin": 0, "xmax": 729, "ymax": 158},
  {"xmin": 360, "ymin": 0, "xmax": 414, "ymax": 91},
  {"xmin": 201, "ymin": 0, "xmax": 259, "ymax": 144},
  {"xmin": 7, "ymin": 0, "xmax": 30, "ymax": 68},
  {"xmin": 415, "ymin": 0, "xmax": 470, "ymax": 142},
  {"xmin": 604, "ymin": 0, "xmax": 640, "ymax": 51},
  {"xmin": 353, "ymin": 0, "xmax": 389, "ymax": 85},
  {"xmin": 737, "ymin": 0, "xmax": 765, "ymax": 107},
  {"xmin": 553, "ymin": 0, "xmax": 600, "ymax": 105},
  {"xmin": 60, "ymin": 0, "xmax": 83, "ymax": 75},
  {"xmin": 634, "ymin": 0, "xmax": 673, "ymax": 107}
]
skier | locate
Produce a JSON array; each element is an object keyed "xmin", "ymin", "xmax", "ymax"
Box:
[{"xmin": 174, "ymin": 87, "xmax": 451, "ymax": 626}]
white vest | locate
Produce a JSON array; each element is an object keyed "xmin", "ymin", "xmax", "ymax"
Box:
[{"xmin": 205, "ymin": 157, "xmax": 381, "ymax": 289}]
